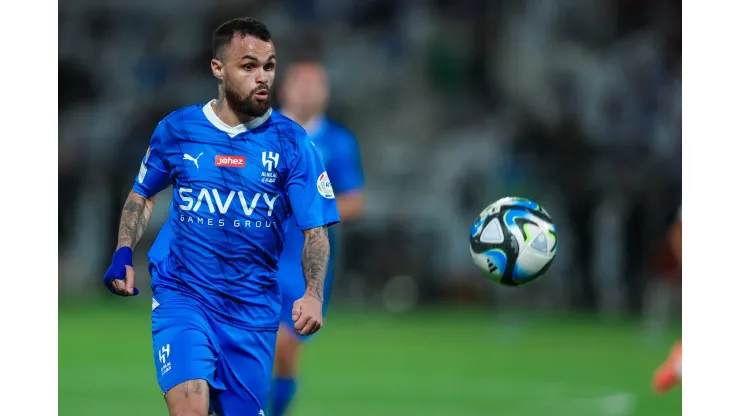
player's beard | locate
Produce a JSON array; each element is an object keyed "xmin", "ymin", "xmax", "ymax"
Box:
[{"xmin": 224, "ymin": 82, "xmax": 271, "ymax": 118}]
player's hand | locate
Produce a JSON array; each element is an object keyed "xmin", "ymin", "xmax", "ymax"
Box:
[
  {"xmin": 103, "ymin": 247, "xmax": 139, "ymax": 296},
  {"xmin": 292, "ymin": 294, "xmax": 323, "ymax": 336}
]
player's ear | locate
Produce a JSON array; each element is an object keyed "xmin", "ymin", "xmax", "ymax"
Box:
[{"xmin": 211, "ymin": 59, "xmax": 224, "ymax": 81}]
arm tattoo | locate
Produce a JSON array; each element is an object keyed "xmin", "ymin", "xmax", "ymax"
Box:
[
  {"xmin": 116, "ymin": 191, "xmax": 156, "ymax": 250},
  {"xmin": 302, "ymin": 226, "xmax": 330, "ymax": 302}
]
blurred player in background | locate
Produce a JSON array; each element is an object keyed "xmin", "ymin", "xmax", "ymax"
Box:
[
  {"xmin": 103, "ymin": 18, "xmax": 339, "ymax": 416},
  {"xmin": 653, "ymin": 205, "xmax": 681, "ymax": 394},
  {"xmin": 270, "ymin": 62, "xmax": 366, "ymax": 416}
]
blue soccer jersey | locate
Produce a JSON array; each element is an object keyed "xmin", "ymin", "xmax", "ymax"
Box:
[
  {"xmin": 136, "ymin": 102, "xmax": 340, "ymax": 331},
  {"xmin": 142, "ymin": 102, "xmax": 339, "ymax": 412},
  {"xmin": 275, "ymin": 115, "xmax": 364, "ymax": 337}
]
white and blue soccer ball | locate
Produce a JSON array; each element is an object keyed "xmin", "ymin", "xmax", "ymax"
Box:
[{"xmin": 469, "ymin": 197, "xmax": 558, "ymax": 286}]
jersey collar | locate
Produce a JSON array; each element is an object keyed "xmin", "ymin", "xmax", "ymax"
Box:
[{"xmin": 203, "ymin": 99, "xmax": 272, "ymax": 137}]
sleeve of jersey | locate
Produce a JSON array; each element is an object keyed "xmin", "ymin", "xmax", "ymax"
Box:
[
  {"xmin": 131, "ymin": 120, "xmax": 172, "ymax": 198},
  {"xmin": 330, "ymin": 131, "xmax": 365, "ymax": 195},
  {"xmin": 286, "ymin": 134, "xmax": 341, "ymax": 230}
]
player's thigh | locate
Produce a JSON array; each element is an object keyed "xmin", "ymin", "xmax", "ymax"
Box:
[
  {"xmin": 274, "ymin": 324, "xmax": 304, "ymax": 376},
  {"xmin": 164, "ymin": 378, "xmax": 210, "ymax": 416},
  {"xmin": 152, "ymin": 301, "xmax": 225, "ymax": 397},
  {"xmin": 210, "ymin": 329, "xmax": 278, "ymax": 416}
]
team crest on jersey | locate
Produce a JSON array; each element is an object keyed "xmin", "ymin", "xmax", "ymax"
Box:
[
  {"xmin": 261, "ymin": 151, "xmax": 279, "ymax": 172},
  {"xmin": 316, "ymin": 171, "xmax": 335, "ymax": 199},
  {"xmin": 261, "ymin": 151, "xmax": 279, "ymax": 183}
]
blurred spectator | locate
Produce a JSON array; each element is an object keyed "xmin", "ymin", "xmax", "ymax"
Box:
[
  {"xmin": 554, "ymin": 118, "xmax": 601, "ymax": 312},
  {"xmin": 59, "ymin": 60, "xmax": 97, "ymax": 113},
  {"xmin": 58, "ymin": 136, "xmax": 86, "ymax": 254}
]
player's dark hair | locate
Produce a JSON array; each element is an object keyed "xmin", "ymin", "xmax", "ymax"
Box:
[{"xmin": 212, "ymin": 17, "xmax": 272, "ymax": 59}]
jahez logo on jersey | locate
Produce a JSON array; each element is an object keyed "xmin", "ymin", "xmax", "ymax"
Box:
[{"xmin": 215, "ymin": 155, "xmax": 246, "ymax": 168}]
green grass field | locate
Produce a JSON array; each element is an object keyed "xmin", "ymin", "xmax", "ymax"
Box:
[{"xmin": 59, "ymin": 302, "xmax": 681, "ymax": 416}]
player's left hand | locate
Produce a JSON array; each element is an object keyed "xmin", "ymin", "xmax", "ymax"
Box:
[{"xmin": 292, "ymin": 294, "xmax": 323, "ymax": 335}]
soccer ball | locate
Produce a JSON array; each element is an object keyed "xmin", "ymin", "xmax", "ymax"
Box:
[{"xmin": 469, "ymin": 197, "xmax": 558, "ymax": 286}]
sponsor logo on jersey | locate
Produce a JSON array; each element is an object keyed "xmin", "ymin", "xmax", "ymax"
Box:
[
  {"xmin": 215, "ymin": 155, "xmax": 246, "ymax": 168},
  {"xmin": 176, "ymin": 187, "xmax": 278, "ymax": 228}
]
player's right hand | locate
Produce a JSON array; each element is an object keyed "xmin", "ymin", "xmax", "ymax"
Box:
[
  {"xmin": 292, "ymin": 294, "xmax": 323, "ymax": 336},
  {"xmin": 103, "ymin": 247, "xmax": 139, "ymax": 296}
]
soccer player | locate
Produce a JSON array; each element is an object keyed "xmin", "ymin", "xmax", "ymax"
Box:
[
  {"xmin": 653, "ymin": 205, "xmax": 682, "ymax": 394},
  {"xmin": 102, "ymin": 18, "xmax": 340, "ymax": 416},
  {"xmin": 270, "ymin": 62, "xmax": 365, "ymax": 415}
]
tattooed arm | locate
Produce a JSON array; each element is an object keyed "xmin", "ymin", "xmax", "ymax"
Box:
[
  {"xmin": 116, "ymin": 190, "xmax": 157, "ymax": 250},
  {"xmin": 105, "ymin": 120, "xmax": 170, "ymax": 296},
  {"xmin": 301, "ymin": 226, "xmax": 330, "ymax": 302},
  {"xmin": 103, "ymin": 190, "xmax": 158, "ymax": 296}
]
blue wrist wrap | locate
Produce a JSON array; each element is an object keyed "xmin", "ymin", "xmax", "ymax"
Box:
[
  {"xmin": 112, "ymin": 246, "xmax": 133, "ymax": 267},
  {"xmin": 104, "ymin": 247, "xmax": 138, "ymax": 296}
]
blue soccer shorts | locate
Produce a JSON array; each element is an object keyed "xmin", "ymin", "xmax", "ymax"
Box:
[{"xmin": 151, "ymin": 296, "xmax": 277, "ymax": 415}]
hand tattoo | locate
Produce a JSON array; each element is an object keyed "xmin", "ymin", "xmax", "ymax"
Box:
[{"xmin": 302, "ymin": 226, "xmax": 330, "ymax": 302}]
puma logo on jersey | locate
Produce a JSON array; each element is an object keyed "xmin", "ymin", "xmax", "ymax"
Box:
[{"xmin": 183, "ymin": 152, "xmax": 204, "ymax": 168}]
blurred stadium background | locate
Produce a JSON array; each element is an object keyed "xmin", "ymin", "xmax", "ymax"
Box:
[{"xmin": 59, "ymin": 0, "xmax": 682, "ymax": 415}]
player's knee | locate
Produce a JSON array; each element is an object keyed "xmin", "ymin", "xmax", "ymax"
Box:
[
  {"xmin": 275, "ymin": 348, "xmax": 296, "ymax": 375},
  {"xmin": 165, "ymin": 379, "xmax": 210, "ymax": 416}
]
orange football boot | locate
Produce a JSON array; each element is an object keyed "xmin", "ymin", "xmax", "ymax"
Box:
[{"xmin": 653, "ymin": 341, "xmax": 681, "ymax": 394}]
